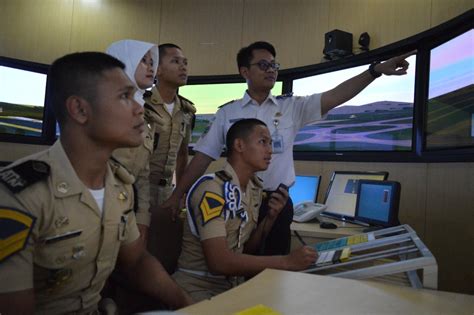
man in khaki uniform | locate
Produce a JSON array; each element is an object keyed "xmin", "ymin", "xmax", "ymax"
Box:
[
  {"xmin": 146, "ymin": 43, "xmax": 196, "ymax": 273},
  {"xmin": 0, "ymin": 52, "xmax": 192, "ymax": 314},
  {"xmin": 173, "ymin": 119, "xmax": 318, "ymax": 302}
]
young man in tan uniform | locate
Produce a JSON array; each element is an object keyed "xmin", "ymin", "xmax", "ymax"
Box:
[
  {"xmin": 173, "ymin": 119, "xmax": 318, "ymax": 302},
  {"xmin": 146, "ymin": 43, "xmax": 196, "ymax": 273},
  {"xmin": 0, "ymin": 52, "xmax": 192, "ymax": 314}
]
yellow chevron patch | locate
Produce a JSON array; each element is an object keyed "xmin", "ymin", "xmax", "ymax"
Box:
[
  {"xmin": 0, "ymin": 208, "xmax": 35, "ymax": 262},
  {"xmin": 199, "ymin": 191, "xmax": 225, "ymax": 225}
]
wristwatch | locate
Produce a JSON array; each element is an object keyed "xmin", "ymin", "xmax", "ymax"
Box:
[{"xmin": 369, "ymin": 61, "xmax": 382, "ymax": 79}]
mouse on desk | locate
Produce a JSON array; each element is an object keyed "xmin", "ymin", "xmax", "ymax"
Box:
[{"xmin": 320, "ymin": 221, "xmax": 338, "ymax": 229}]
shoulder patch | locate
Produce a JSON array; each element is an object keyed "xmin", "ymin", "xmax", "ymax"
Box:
[
  {"xmin": 276, "ymin": 92, "xmax": 294, "ymax": 100},
  {"xmin": 199, "ymin": 191, "xmax": 225, "ymax": 225},
  {"xmin": 0, "ymin": 160, "xmax": 50, "ymax": 193},
  {"xmin": 0, "ymin": 207, "xmax": 36, "ymax": 262},
  {"xmin": 215, "ymin": 170, "xmax": 232, "ymax": 182},
  {"xmin": 218, "ymin": 99, "xmax": 236, "ymax": 109}
]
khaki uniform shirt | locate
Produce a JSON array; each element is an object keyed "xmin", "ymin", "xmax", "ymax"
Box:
[
  {"xmin": 112, "ymin": 104, "xmax": 157, "ymax": 226},
  {"xmin": 175, "ymin": 163, "xmax": 263, "ymax": 295},
  {"xmin": 146, "ymin": 87, "xmax": 196, "ymax": 186},
  {"xmin": 0, "ymin": 141, "xmax": 140, "ymax": 314}
]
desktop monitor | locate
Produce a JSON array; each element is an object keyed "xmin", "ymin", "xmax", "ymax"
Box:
[
  {"xmin": 289, "ymin": 175, "xmax": 321, "ymax": 206},
  {"xmin": 321, "ymin": 171, "xmax": 388, "ymax": 221},
  {"xmin": 354, "ymin": 180, "xmax": 401, "ymax": 227}
]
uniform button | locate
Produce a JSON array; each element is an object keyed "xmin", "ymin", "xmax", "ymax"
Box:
[{"xmin": 57, "ymin": 182, "xmax": 69, "ymax": 193}]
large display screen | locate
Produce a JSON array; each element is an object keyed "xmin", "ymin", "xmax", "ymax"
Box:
[
  {"xmin": 292, "ymin": 55, "xmax": 417, "ymax": 152},
  {"xmin": 0, "ymin": 65, "xmax": 46, "ymax": 137},
  {"xmin": 179, "ymin": 81, "xmax": 282, "ymax": 144},
  {"xmin": 426, "ymin": 29, "xmax": 474, "ymax": 150}
]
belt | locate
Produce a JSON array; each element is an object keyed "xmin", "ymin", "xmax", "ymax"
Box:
[{"xmin": 178, "ymin": 268, "xmax": 227, "ymax": 280}]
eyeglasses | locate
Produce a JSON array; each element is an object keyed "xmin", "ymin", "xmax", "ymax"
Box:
[{"xmin": 249, "ymin": 60, "xmax": 280, "ymax": 71}]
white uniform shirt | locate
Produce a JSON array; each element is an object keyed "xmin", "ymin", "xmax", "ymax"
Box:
[{"xmin": 194, "ymin": 91, "xmax": 323, "ymax": 190}]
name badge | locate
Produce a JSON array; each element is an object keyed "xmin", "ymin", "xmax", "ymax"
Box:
[{"xmin": 41, "ymin": 230, "xmax": 82, "ymax": 244}]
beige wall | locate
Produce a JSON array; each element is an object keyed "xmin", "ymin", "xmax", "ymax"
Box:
[
  {"xmin": 0, "ymin": 0, "xmax": 472, "ymax": 74},
  {"xmin": 0, "ymin": 0, "xmax": 473, "ymax": 294}
]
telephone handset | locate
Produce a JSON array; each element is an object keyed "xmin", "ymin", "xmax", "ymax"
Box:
[{"xmin": 293, "ymin": 202, "xmax": 327, "ymax": 223}]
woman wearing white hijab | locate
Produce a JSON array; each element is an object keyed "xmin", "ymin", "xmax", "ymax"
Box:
[{"xmin": 107, "ymin": 39, "xmax": 159, "ymax": 242}]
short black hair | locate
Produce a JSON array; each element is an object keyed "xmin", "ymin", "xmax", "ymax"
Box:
[
  {"xmin": 48, "ymin": 52, "xmax": 125, "ymax": 126},
  {"xmin": 158, "ymin": 43, "xmax": 182, "ymax": 63},
  {"xmin": 236, "ymin": 41, "xmax": 276, "ymax": 70},
  {"xmin": 225, "ymin": 118, "xmax": 267, "ymax": 156}
]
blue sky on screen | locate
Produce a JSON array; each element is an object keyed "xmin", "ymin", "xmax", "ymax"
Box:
[
  {"xmin": 0, "ymin": 67, "xmax": 47, "ymax": 106},
  {"xmin": 429, "ymin": 29, "xmax": 474, "ymax": 99},
  {"xmin": 292, "ymin": 55, "xmax": 417, "ymax": 106}
]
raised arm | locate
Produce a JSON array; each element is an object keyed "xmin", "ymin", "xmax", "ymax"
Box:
[
  {"xmin": 321, "ymin": 51, "xmax": 415, "ymax": 115},
  {"xmin": 118, "ymin": 239, "xmax": 193, "ymax": 309},
  {"xmin": 160, "ymin": 151, "xmax": 213, "ymax": 219}
]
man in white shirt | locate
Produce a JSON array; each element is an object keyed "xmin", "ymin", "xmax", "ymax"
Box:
[{"xmin": 162, "ymin": 41, "xmax": 413, "ymax": 254}]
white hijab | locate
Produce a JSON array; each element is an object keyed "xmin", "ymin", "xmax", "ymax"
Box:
[{"xmin": 106, "ymin": 39, "xmax": 159, "ymax": 106}]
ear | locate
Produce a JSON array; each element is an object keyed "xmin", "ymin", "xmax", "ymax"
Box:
[
  {"xmin": 233, "ymin": 138, "xmax": 246, "ymax": 153},
  {"xmin": 65, "ymin": 96, "xmax": 90, "ymax": 125},
  {"xmin": 239, "ymin": 67, "xmax": 249, "ymax": 80}
]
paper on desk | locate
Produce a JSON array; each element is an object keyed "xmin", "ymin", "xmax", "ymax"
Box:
[{"xmin": 233, "ymin": 304, "xmax": 282, "ymax": 315}]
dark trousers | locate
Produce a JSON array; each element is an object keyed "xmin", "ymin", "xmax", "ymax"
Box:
[{"xmin": 257, "ymin": 191, "xmax": 294, "ymax": 255}]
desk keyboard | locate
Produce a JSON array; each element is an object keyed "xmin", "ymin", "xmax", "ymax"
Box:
[
  {"xmin": 316, "ymin": 247, "xmax": 351, "ymax": 265},
  {"xmin": 315, "ymin": 234, "xmax": 369, "ymax": 252}
]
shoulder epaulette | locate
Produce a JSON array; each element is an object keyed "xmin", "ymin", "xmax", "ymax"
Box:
[
  {"xmin": 144, "ymin": 88, "xmax": 161, "ymax": 106},
  {"xmin": 0, "ymin": 160, "xmax": 50, "ymax": 193},
  {"xmin": 109, "ymin": 158, "xmax": 135, "ymax": 185},
  {"xmin": 276, "ymin": 92, "xmax": 294, "ymax": 100},
  {"xmin": 215, "ymin": 170, "xmax": 232, "ymax": 182},
  {"xmin": 218, "ymin": 99, "xmax": 236, "ymax": 109},
  {"xmin": 178, "ymin": 94, "xmax": 194, "ymax": 105},
  {"xmin": 251, "ymin": 175, "xmax": 263, "ymax": 189}
]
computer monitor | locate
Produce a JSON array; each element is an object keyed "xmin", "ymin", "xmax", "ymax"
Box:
[
  {"xmin": 289, "ymin": 175, "xmax": 321, "ymax": 206},
  {"xmin": 354, "ymin": 180, "xmax": 401, "ymax": 227},
  {"xmin": 321, "ymin": 171, "xmax": 388, "ymax": 221}
]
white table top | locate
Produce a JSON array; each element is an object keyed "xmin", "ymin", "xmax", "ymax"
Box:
[{"xmin": 179, "ymin": 269, "xmax": 474, "ymax": 315}]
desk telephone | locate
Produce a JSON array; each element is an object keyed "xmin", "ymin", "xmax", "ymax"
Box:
[{"xmin": 293, "ymin": 202, "xmax": 327, "ymax": 223}]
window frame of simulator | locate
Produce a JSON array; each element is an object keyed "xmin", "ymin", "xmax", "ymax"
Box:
[
  {"xmin": 0, "ymin": 56, "xmax": 54, "ymax": 145},
  {"xmin": 1, "ymin": 9, "xmax": 472, "ymax": 164}
]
